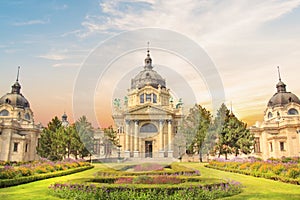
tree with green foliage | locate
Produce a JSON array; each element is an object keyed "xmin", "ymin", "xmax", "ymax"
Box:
[
  {"xmin": 181, "ymin": 104, "xmax": 212, "ymax": 162},
  {"xmin": 103, "ymin": 126, "xmax": 119, "ymax": 158},
  {"xmin": 75, "ymin": 116, "xmax": 95, "ymax": 159},
  {"xmin": 36, "ymin": 116, "xmax": 64, "ymax": 161},
  {"xmin": 226, "ymin": 116, "xmax": 254, "ymax": 156},
  {"xmin": 213, "ymin": 103, "xmax": 231, "ymax": 159},
  {"xmin": 213, "ymin": 103, "xmax": 254, "ymax": 159}
]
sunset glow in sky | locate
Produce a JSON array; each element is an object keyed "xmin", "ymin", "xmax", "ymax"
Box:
[{"xmin": 1, "ymin": 0, "xmax": 300, "ymax": 128}]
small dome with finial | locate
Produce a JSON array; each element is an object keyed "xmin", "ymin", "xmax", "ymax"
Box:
[
  {"xmin": 0, "ymin": 67, "xmax": 30, "ymax": 108},
  {"xmin": 267, "ymin": 66, "xmax": 300, "ymax": 107}
]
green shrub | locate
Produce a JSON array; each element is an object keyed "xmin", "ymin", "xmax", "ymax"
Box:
[{"xmin": 0, "ymin": 166, "xmax": 93, "ymax": 188}]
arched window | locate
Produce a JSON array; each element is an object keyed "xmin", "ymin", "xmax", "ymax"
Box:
[
  {"xmin": 288, "ymin": 108, "xmax": 298, "ymax": 115},
  {"xmin": 25, "ymin": 113, "xmax": 30, "ymax": 120},
  {"xmin": 267, "ymin": 112, "xmax": 273, "ymax": 119},
  {"xmin": 140, "ymin": 123, "xmax": 158, "ymax": 133},
  {"xmin": 0, "ymin": 109, "xmax": 9, "ymax": 116},
  {"xmin": 5, "ymin": 98, "xmax": 11, "ymax": 104}
]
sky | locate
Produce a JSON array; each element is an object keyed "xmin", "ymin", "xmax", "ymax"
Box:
[{"xmin": 1, "ymin": 0, "xmax": 300, "ymax": 128}]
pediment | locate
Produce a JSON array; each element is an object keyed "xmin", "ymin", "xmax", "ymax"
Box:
[{"xmin": 126, "ymin": 105, "xmax": 173, "ymax": 116}]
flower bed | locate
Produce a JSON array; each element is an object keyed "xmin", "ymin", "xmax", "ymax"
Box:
[
  {"xmin": 95, "ymin": 163, "xmax": 199, "ymax": 177},
  {"xmin": 206, "ymin": 157, "xmax": 300, "ymax": 185},
  {"xmin": 0, "ymin": 158, "xmax": 90, "ymax": 180},
  {"xmin": 49, "ymin": 181, "xmax": 243, "ymax": 200},
  {"xmin": 0, "ymin": 158, "xmax": 93, "ymax": 188},
  {"xmin": 49, "ymin": 162, "xmax": 243, "ymax": 200}
]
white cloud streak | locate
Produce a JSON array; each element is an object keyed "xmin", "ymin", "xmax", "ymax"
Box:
[{"xmin": 13, "ymin": 19, "xmax": 49, "ymax": 26}]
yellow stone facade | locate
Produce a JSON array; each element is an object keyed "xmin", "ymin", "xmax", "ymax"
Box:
[
  {"xmin": 113, "ymin": 50, "xmax": 183, "ymax": 158},
  {"xmin": 0, "ymin": 72, "xmax": 41, "ymax": 162},
  {"xmin": 251, "ymin": 71, "xmax": 300, "ymax": 160}
]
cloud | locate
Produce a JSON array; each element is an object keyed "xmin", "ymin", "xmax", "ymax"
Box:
[
  {"xmin": 78, "ymin": 0, "xmax": 300, "ymax": 40},
  {"xmin": 13, "ymin": 19, "xmax": 49, "ymax": 26},
  {"xmin": 39, "ymin": 53, "xmax": 67, "ymax": 61},
  {"xmin": 52, "ymin": 63, "xmax": 81, "ymax": 68}
]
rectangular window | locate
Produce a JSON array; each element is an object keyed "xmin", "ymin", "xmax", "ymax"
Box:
[
  {"xmin": 140, "ymin": 94, "xmax": 144, "ymax": 103},
  {"xmin": 254, "ymin": 137, "xmax": 261, "ymax": 153},
  {"xmin": 146, "ymin": 94, "xmax": 151, "ymax": 102},
  {"xmin": 270, "ymin": 142, "xmax": 273, "ymax": 152},
  {"xmin": 13, "ymin": 143, "xmax": 18, "ymax": 152},
  {"xmin": 153, "ymin": 94, "xmax": 157, "ymax": 103},
  {"xmin": 25, "ymin": 143, "xmax": 28, "ymax": 152},
  {"xmin": 280, "ymin": 142, "xmax": 285, "ymax": 151}
]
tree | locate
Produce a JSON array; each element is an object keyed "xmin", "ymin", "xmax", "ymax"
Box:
[
  {"xmin": 103, "ymin": 126, "xmax": 119, "ymax": 158},
  {"xmin": 36, "ymin": 116, "xmax": 64, "ymax": 161},
  {"xmin": 181, "ymin": 104, "xmax": 212, "ymax": 162},
  {"xmin": 75, "ymin": 116, "xmax": 95, "ymax": 159},
  {"xmin": 213, "ymin": 103, "xmax": 254, "ymax": 159},
  {"xmin": 213, "ymin": 104, "xmax": 231, "ymax": 159},
  {"xmin": 226, "ymin": 116, "xmax": 254, "ymax": 156}
]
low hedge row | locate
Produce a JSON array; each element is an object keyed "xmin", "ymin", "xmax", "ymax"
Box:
[
  {"xmin": 205, "ymin": 164, "xmax": 300, "ymax": 185},
  {"xmin": 91, "ymin": 175, "xmax": 222, "ymax": 184},
  {"xmin": 49, "ymin": 180, "xmax": 243, "ymax": 200},
  {"xmin": 0, "ymin": 165, "xmax": 94, "ymax": 188},
  {"xmin": 95, "ymin": 163, "xmax": 198, "ymax": 177}
]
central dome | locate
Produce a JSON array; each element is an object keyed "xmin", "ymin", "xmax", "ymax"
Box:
[{"xmin": 131, "ymin": 50, "xmax": 166, "ymax": 89}]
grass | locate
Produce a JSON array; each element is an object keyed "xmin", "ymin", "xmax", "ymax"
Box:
[
  {"xmin": 0, "ymin": 164, "xmax": 107, "ymax": 200},
  {"xmin": 0, "ymin": 162, "xmax": 299, "ymax": 200},
  {"xmin": 184, "ymin": 163, "xmax": 300, "ymax": 200}
]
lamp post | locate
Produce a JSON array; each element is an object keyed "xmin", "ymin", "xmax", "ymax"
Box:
[
  {"xmin": 178, "ymin": 145, "xmax": 182, "ymax": 162},
  {"xmin": 117, "ymin": 144, "xmax": 122, "ymax": 163}
]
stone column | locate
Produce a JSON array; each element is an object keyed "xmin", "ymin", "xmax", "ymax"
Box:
[
  {"xmin": 124, "ymin": 120, "xmax": 130, "ymax": 158},
  {"xmin": 133, "ymin": 120, "xmax": 139, "ymax": 157},
  {"xmin": 167, "ymin": 120, "xmax": 173, "ymax": 158},
  {"xmin": 159, "ymin": 120, "xmax": 165, "ymax": 158}
]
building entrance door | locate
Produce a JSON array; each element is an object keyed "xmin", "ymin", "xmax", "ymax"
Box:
[{"xmin": 145, "ymin": 141, "xmax": 153, "ymax": 158}]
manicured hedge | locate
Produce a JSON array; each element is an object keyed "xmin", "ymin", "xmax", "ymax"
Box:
[
  {"xmin": 48, "ymin": 181, "xmax": 243, "ymax": 200},
  {"xmin": 95, "ymin": 163, "xmax": 199, "ymax": 177},
  {"xmin": 206, "ymin": 162, "xmax": 300, "ymax": 185},
  {"xmin": 0, "ymin": 165, "xmax": 94, "ymax": 188}
]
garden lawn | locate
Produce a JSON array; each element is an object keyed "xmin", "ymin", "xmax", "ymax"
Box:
[
  {"xmin": 0, "ymin": 163, "xmax": 106, "ymax": 200},
  {"xmin": 0, "ymin": 162, "xmax": 299, "ymax": 200},
  {"xmin": 184, "ymin": 163, "xmax": 300, "ymax": 200}
]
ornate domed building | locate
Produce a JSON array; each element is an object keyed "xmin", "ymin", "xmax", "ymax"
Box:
[
  {"xmin": 0, "ymin": 68, "xmax": 42, "ymax": 162},
  {"xmin": 251, "ymin": 68, "xmax": 300, "ymax": 160},
  {"xmin": 112, "ymin": 49, "xmax": 183, "ymax": 159}
]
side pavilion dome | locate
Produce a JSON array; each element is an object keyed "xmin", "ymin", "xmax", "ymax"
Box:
[
  {"xmin": 267, "ymin": 68, "xmax": 300, "ymax": 107},
  {"xmin": 0, "ymin": 71, "xmax": 30, "ymax": 109}
]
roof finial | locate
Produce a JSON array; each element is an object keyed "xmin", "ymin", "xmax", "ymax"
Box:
[
  {"xmin": 147, "ymin": 41, "xmax": 150, "ymax": 55},
  {"xmin": 16, "ymin": 66, "xmax": 20, "ymax": 82},
  {"xmin": 277, "ymin": 66, "xmax": 281, "ymax": 81}
]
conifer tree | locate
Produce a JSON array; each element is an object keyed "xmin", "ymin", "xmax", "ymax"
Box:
[
  {"xmin": 36, "ymin": 116, "xmax": 63, "ymax": 161},
  {"xmin": 181, "ymin": 104, "xmax": 211, "ymax": 162},
  {"xmin": 75, "ymin": 116, "xmax": 95, "ymax": 159},
  {"xmin": 213, "ymin": 103, "xmax": 254, "ymax": 159}
]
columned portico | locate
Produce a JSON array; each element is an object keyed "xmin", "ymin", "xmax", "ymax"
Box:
[
  {"xmin": 159, "ymin": 120, "xmax": 165, "ymax": 157},
  {"xmin": 124, "ymin": 120, "xmax": 130, "ymax": 158},
  {"xmin": 167, "ymin": 120, "xmax": 173, "ymax": 157},
  {"xmin": 112, "ymin": 47, "xmax": 183, "ymax": 159},
  {"xmin": 133, "ymin": 120, "xmax": 139, "ymax": 157}
]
